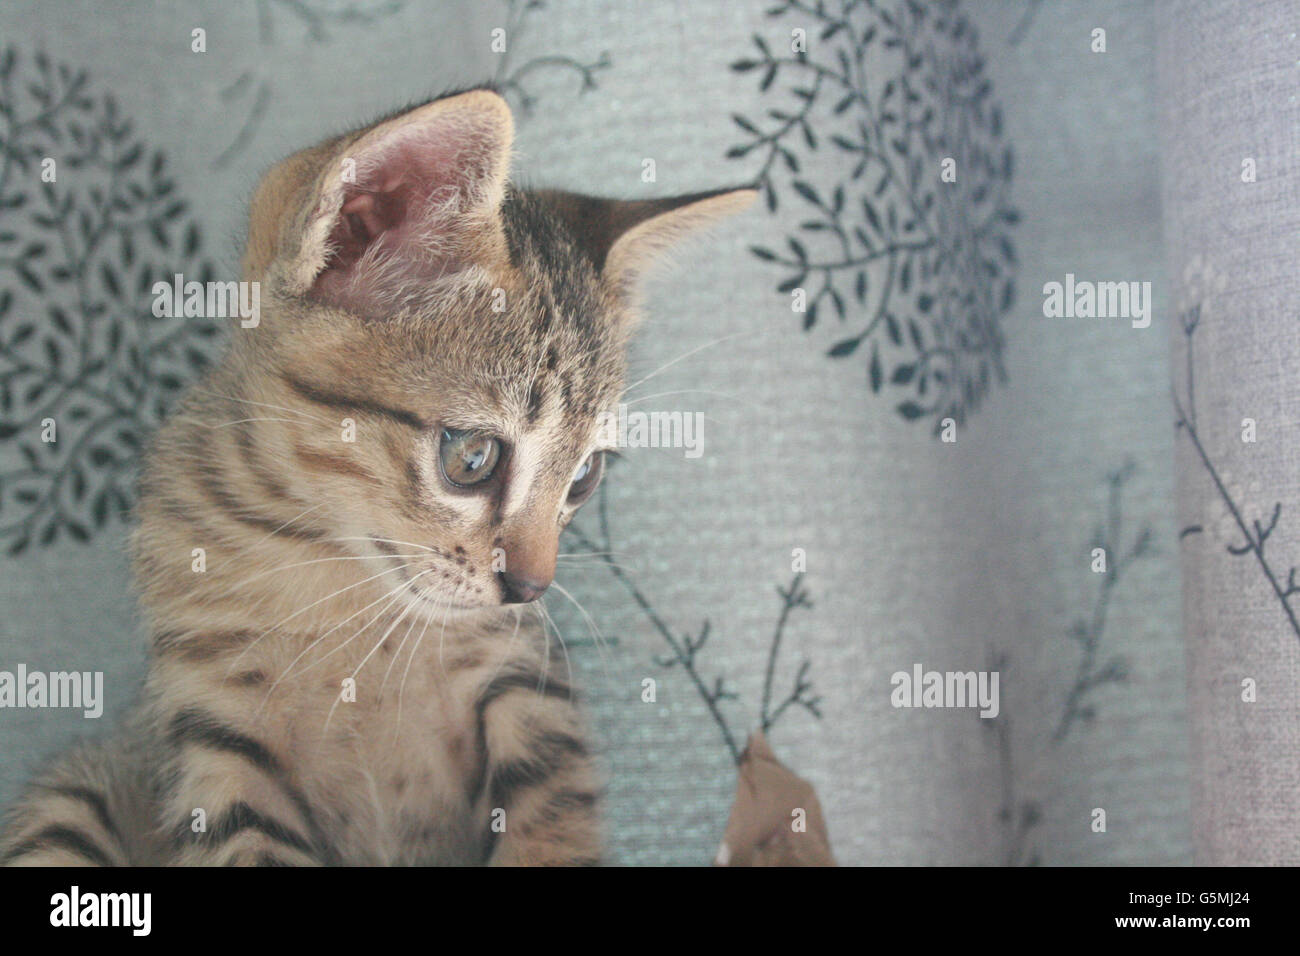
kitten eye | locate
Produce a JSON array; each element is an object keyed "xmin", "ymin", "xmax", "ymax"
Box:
[
  {"xmin": 439, "ymin": 428, "xmax": 501, "ymax": 487},
  {"xmin": 567, "ymin": 451, "xmax": 604, "ymax": 504}
]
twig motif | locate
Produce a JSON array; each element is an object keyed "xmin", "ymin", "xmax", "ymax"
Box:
[
  {"xmin": 493, "ymin": 0, "xmax": 611, "ymax": 116},
  {"xmin": 566, "ymin": 482, "xmax": 819, "ymax": 765},
  {"xmin": 987, "ymin": 461, "xmax": 1152, "ymax": 863},
  {"xmin": 1006, "ymin": 0, "xmax": 1044, "ymax": 46},
  {"xmin": 1172, "ymin": 295, "xmax": 1300, "ymax": 642},
  {"xmin": 984, "ymin": 650, "xmax": 1040, "ymax": 867},
  {"xmin": 1055, "ymin": 460, "xmax": 1151, "ymax": 741},
  {"xmin": 761, "ymin": 576, "xmax": 820, "ymax": 731},
  {"xmin": 214, "ymin": 0, "xmax": 409, "ymax": 168}
]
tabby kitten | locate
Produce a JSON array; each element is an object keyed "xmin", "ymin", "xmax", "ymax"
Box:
[{"xmin": 0, "ymin": 89, "xmax": 753, "ymax": 865}]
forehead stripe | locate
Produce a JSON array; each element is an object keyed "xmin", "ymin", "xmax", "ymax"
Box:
[{"xmin": 281, "ymin": 371, "xmax": 428, "ymax": 431}]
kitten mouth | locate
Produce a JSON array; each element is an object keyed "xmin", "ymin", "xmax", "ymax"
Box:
[
  {"xmin": 403, "ymin": 579, "xmax": 482, "ymax": 613},
  {"xmin": 369, "ymin": 542, "xmax": 481, "ymax": 610}
]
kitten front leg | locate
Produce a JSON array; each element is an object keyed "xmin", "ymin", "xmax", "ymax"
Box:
[
  {"xmin": 0, "ymin": 742, "xmax": 130, "ymax": 866},
  {"xmin": 475, "ymin": 671, "xmax": 603, "ymax": 866},
  {"xmin": 161, "ymin": 707, "xmax": 324, "ymax": 866}
]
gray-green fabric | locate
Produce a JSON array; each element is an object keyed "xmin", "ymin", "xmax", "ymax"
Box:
[{"xmin": 0, "ymin": 0, "xmax": 1283, "ymax": 866}]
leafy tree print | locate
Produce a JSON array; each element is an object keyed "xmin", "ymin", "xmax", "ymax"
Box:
[
  {"xmin": 728, "ymin": 0, "xmax": 1018, "ymax": 434},
  {"xmin": 0, "ymin": 47, "xmax": 223, "ymax": 552}
]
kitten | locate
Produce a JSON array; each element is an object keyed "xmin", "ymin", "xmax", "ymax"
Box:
[{"xmin": 0, "ymin": 89, "xmax": 753, "ymax": 865}]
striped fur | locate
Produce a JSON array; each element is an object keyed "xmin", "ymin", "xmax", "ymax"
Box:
[{"xmin": 0, "ymin": 89, "xmax": 753, "ymax": 866}]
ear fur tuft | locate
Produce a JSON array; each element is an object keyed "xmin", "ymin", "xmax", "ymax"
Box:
[{"xmin": 245, "ymin": 89, "xmax": 514, "ymax": 316}]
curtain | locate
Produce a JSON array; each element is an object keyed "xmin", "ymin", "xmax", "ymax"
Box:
[
  {"xmin": 1159, "ymin": 0, "xmax": 1300, "ymax": 865},
  {"xmin": 0, "ymin": 0, "xmax": 1290, "ymax": 866}
]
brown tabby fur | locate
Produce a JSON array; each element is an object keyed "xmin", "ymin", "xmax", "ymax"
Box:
[{"xmin": 0, "ymin": 89, "xmax": 753, "ymax": 865}]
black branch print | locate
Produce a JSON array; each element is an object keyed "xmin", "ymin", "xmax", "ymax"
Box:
[
  {"xmin": 0, "ymin": 47, "xmax": 222, "ymax": 553},
  {"xmin": 728, "ymin": 0, "xmax": 1018, "ymax": 435},
  {"xmin": 984, "ymin": 651, "xmax": 1041, "ymax": 867},
  {"xmin": 1007, "ymin": 0, "xmax": 1044, "ymax": 46},
  {"xmin": 760, "ymin": 575, "xmax": 821, "ymax": 732},
  {"xmin": 566, "ymin": 482, "xmax": 819, "ymax": 765},
  {"xmin": 1172, "ymin": 301, "xmax": 1300, "ymax": 643},
  {"xmin": 986, "ymin": 461, "xmax": 1151, "ymax": 863},
  {"xmin": 215, "ymin": 0, "xmax": 409, "ymax": 168},
  {"xmin": 1055, "ymin": 459, "xmax": 1152, "ymax": 741},
  {"xmin": 493, "ymin": 0, "xmax": 611, "ymax": 116}
]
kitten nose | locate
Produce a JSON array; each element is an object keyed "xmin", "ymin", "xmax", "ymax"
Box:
[
  {"xmin": 498, "ymin": 527, "xmax": 556, "ymax": 604},
  {"xmin": 498, "ymin": 570, "xmax": 550, "ymax": 604}
]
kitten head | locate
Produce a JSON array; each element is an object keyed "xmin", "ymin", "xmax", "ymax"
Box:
[{"xmin": 228, "ymin": 89, "xmax": 753, "ymax": 615}]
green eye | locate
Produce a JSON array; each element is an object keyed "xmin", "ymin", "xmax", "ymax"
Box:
[
  {"xmin": 567, "ymin": 451, "xmax": 604, "ymax": 504},
  {"xmin": 439, "ymin": 429, "xmax": 501, "ymax": 487}
]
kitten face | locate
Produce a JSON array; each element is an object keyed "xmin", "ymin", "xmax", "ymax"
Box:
[
  {"xmin": 232, "ymin": 89, "xmax": 753, "ymax": 617},
  {"xmin": 260, "ymin": 196, "xmax": 626, "ymax": 613}
]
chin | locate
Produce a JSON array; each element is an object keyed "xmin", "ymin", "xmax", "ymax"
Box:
[{"xmin": 403, "ymin": 585, "xmax": 502, "ymax": 619}]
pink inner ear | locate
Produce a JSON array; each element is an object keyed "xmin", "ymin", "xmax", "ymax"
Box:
[{"xmin": 311, "ymin": 136, "xmax": 480, "ymax": 314}]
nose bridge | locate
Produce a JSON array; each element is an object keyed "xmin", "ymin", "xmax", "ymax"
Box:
[
  {"xmin": 499, "ymin": 505, "xmax": 558, "ymax": 592},
  {"xmin": 494, "ymin": 434, "xmax": 566, "ymax": 601}
]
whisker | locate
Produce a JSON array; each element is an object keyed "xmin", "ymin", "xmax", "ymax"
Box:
[
  {"xmin": 226, "ymin": 563, "xmax": 408, "ymax": 673},
  {"xmin": 533, "ymin": 601, "xmax": 574, "ymax": 701},
  {"xmin": 621, "ymin": 332, "xmax": 744, "ymax": 398},
  {"xmin": 223, "ymin": 552, "xmax": 428, "ymax": 594},
  {"xmin": 187, "ymin": 385, "xmax": 333, "ymax": 425},
  {"xmin": 259, "ymin": 572, "xmax": 416, "ymax": 707},
  {"xmin": 436, "ymin": 588, "xmax": 458, "ymax": 675},
  {"xmin": 620, "ymin": 388, "xmax": 751, "ymax": 408},
  {"xmin": 379, "ymin": 601, "xmax": 428, "ymax": 702},
  {"xmin": 549, "ymin": 581, "xmax": 611, "ymax": 679},
  {"xmin": 201, "ymin": 502, "xmax": 331, "ymax": 574},
  {"xmin": 395, "ymin": 594, "xmax": 448, "ymax": 739},
  {"xmin": 321, "ymin": 579, "xmax": 429, "ymax": 736},
  {"xmin": 557, "ymin": 553, "xmax": 636, "ymax": 570},
  {"xmin": 332, "ymin": 536, "xmax": 440, "ymax": 555},
  {"xmin": 555, "ymin": 562, "xmax": 636, "ymax": 573},
  {"xmin": 248, "ymin": 502, "xmax": 328, "ymax": 551},
  {"xmin": 289, "ymin": 567, "xmax": 435, "ymax": 684},
  {"xmin": 201, "ymin": 417, "xmax": 312, "ymax": 429},
  {"xmin": 531, "ymin": 602, "xmax": 553, "ymax": 697},
  {"xmin": 477, "ymin": 606, "xmax": 527, "ymax": 700}
]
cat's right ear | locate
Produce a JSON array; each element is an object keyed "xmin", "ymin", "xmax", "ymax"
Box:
[
  {"xmin": 534, "ymin": 187, "xmax": 758, "ymax": 307},
  {"xmin": 243, "ymin": 89, "xmax": 514, "ymax": 315}
]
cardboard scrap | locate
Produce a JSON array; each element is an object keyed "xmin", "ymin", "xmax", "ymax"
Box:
[{"xmin": 713, "ymin": 730, "xmax": 836, "ymax": 867}]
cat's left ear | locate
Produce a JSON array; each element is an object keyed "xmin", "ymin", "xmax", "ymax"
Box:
[
  {"xmin": 537, "ymin": 187, "xmax": 758, "ymax": 302},
  {"xmin": 246, "ymin": 89, "xmax": 514, "ymax": 315}
]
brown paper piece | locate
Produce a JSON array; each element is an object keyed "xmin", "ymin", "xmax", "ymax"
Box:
[{"xmin": 713, "ymin": 730, "xmax": 837, "ymax": 867}]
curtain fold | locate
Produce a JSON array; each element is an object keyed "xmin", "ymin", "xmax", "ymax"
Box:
[{"xmin": 1158, "ymin": 0, "xmax": 1300, "ymax": 866}]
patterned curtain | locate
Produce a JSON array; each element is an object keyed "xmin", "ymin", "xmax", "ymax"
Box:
[
  {"xmin": 1159, "ymin": 0, "xmax": 1300, "ymax": 865},
  {"xmin": 0, "ymin": 0, "xmax": 1289, "ymax": 866}
]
